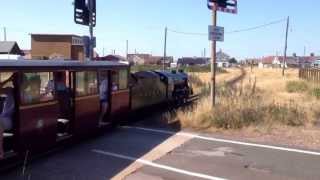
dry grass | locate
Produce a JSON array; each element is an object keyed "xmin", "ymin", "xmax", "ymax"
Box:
[
  {"xmin": 189, "ymin": 68, "xmax": 242, "ymax": 95},
  {"xmin": 171, "ymin": 67, "xmax": 320, "ymax": 149}
]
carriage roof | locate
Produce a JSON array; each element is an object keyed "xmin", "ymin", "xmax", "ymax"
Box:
[{"xmin": 0, "ymin": 59, "xmax": 129, "ymax": 71}]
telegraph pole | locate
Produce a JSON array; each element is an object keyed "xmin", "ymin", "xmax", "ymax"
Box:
[
  {"xmin": 282, "ymin": 16, "xmax": 290, "ymax": 77},
  {"xmin": 211, "ymin": 9, "xmax": 217, "ymax": 107},
  {"xmin": 163, "ymin": 27, "xmax": 168, "ymax": 71}
]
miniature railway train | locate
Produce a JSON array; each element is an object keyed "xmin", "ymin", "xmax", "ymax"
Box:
[{"xmin": 0, "ymin": 60, "xmax": 192, "ymax": 166}]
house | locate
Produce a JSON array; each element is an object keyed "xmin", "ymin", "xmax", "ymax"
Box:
[
  {"xmin": 95, "ymin": 54, "xmax": 129, "ymax": 64},
  {"xmin": 313, "ymin": 59, "xmax": 320, "ymax": 68},
  {"xmin": 0, "ymin": 41, "xmax": 24, "ymax": 55},
  {"xmin": 259, "ymin": 55, "xmax": 318, "ymax": 69},
  {"xmin": 258, "ymin": 56, "xmax": 283, "ymax": 68},
  {"xmin": 127, "ymin": 53, "xmax": 173, "ymax": 65},
  {"xmin": 216, "ymin": 50, "xmax": 231, "ymax": 68},
  {"xmin": 0, "ymin": 41, "xmax": 24, "ymax": 60},
  {"xmin": 177, "ymin": 57, "xmax": 209, "ymax": 66},
  {"xmin": 31, "ymin": 34, "xmax": 85, "ymax": 61},
  {"xmin": 298, "ymin": 56, "xmax": 318, "ymax": 68}
]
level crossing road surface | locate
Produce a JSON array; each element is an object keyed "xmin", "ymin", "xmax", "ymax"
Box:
[{"xmin": 1, "ymin": 121, "xmax": 320, "ymax": 180}]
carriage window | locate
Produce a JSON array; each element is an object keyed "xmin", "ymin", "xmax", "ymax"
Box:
[
  {"xmin": 76, "ymin": 71, "xmax": 98, "ymax": 96},
  {"xmin": 20, "ymin": 72, "xmax": 54, "ymax": 105},
  {"xmin": 112, "ymin": 70, "xmax": 128, "ymax": 91},
  {"xmin": 0, "ymin": 72, "xmax": 14, "ymax": 88}
]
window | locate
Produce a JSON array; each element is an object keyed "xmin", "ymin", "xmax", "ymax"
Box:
[
  {"xmin": 112, "ymin": 69, "xmax": 128, "ymax": 91},
  {"xmin": 0, "ymin": 72, "xmax": 14, "ymax": 88},
  {"xmin": 76, "ymin": 71, "xmax": 98, "ymax": 96},
  {"xmin": 20, "ymin": 72, "xmax": 54, "ymax": 105}
]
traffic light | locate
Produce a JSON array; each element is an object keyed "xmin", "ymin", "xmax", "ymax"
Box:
[{"xmin": 74, "ymin": 0, "xmax": 96, "ymax": 26}]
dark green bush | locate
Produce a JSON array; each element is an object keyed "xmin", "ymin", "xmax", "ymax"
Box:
[{"xmin": 311, "ymin": 88, "xmax": 320, "ymax": 99}]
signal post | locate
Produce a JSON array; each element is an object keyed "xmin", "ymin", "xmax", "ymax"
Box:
[{"xmin": 207, "ymin": 0, "xmax": 237, "ymax": 108}]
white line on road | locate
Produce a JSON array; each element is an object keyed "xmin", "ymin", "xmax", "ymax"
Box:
[
  {"xmin": 92, "ymin": 149, "xmax": 227, "ymax": 180},
  {"xmin": 122, "ymin": 126, "xmax": 320, "ymax": 156}
]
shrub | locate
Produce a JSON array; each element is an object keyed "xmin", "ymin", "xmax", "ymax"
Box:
[
  {"xmin": 286, "ymin": 81, "xmax": 308, "ymax": 93},
  {"xmin": 311, "ymin": 88, "xmax": 320, "ymax": 99}
]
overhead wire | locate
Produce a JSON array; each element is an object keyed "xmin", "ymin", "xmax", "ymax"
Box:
[{"xmin": 166, "ymin": 18, "xmax": 286, "ymax": 36}]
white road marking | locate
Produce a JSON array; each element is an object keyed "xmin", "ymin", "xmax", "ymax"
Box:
[
  {"xmin": 92, "ymin": 149, "xmax": 227, "ymax": 180},
  {"xmin": 122, "ymin": 126, "xmax": 320, "ymax": 156}
]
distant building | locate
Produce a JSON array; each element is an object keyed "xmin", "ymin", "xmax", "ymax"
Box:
[
  {"xmin": 216, "ymin": 50, "xmax": 231, "ymax": 68},
  {"xmin": 31, "ymin": 34, "xmax": 85, "ymax": 61},
  {"xmin": 127, "ymin": 53, "xmax": 173, "ymax": 65},
  {"xmin": 313, "ymin": 59, "xmax": 320, "ymax": 68},
  {"xmin": 258, "ymin": 55, "xmax": 318, "ymax": 68},
  {"xmin": 22, "ymin": 49, "xmax": 32, "ymax": 59},
  {"xmin": 177, "ymin": 57, "xmax": 209, "ymax": 66},
  {"xmin": 0, "ymin": 41, "xmax": 23, "ymax": 55},
  {"xmin": 95, "ymin": 54, "xmax": 129, "ymax": 64}
]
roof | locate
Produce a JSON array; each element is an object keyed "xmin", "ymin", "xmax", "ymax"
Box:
[
  {"xmin": 0, "ymin": 41, "xmax": 22, "ymax": 55},
  {"xmin": 31, "ymin": 34, "xmax": 82, "ymax": 38},
  {"xmin": 177, "ymin": 57, "xmax": 209, "ymax": 65},
  {"xmin": 0, "ymin": 59, "xmax": 129, "ymax": 71}
]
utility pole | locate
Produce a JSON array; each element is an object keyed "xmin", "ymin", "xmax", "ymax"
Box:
[
  {"xmin": 211, "ymin": 8, "xmax": 217, "ymax": 107},
  {"xmin": 204, "ymin": 48, "xmax": 206, "ymax": 57},
  {"xmin": 304, "ymin": 46, "xmax": 306, "ymax": 56},
  {"xmin": 282, "ymin": 16, "xmax": 290, "ymax": 77},
  {"xmin": 126, "ymin": 40, "xmax": 129, "ymax": 59},
  {"xmin": 163, "ymin": 27, "xmax": 168, "ymax": 71},
  {"xmin": 3, "ymin": 27, "xmax": 7, "ymax": 41}
]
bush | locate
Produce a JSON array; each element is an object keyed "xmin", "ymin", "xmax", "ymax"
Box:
[
  {"xmin": 286, "ymin": 81, "xmax": 308, "ymax": 93},
  {"xmin": 311, "ymin": 88, "xmax": 320, "ymax": 99}
]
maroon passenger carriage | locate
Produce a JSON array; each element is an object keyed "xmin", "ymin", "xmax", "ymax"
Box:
[{"xmin": 0, "ymin": 60, "xmax": 130, "ymax": 165}]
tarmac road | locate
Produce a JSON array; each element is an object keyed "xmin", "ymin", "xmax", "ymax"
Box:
[{"xmin": 1, "ymin": 122, "xmax": 320, "ymax": 180}]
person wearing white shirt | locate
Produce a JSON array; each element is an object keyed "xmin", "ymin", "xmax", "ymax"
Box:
[{"xmin": 99, "ymin": 74, "xmax": 109, "ymax": 125}]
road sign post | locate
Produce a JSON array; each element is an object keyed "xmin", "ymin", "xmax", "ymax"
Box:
[
  {"xmin": 207, "ymin": 0, "xmax": 237, "ymax": 108},
  {"xmin": 211, "ymin": 9, "xmax": 217, "ymax": 107}
]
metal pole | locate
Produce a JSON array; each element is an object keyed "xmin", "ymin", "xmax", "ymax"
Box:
[
  {"xmin": 126, "ymin": 40, "xmax": 129, "ymax": 59},
  {"xmin": 211, "ymin": 9, "xmax": 217, "ymax": 107},
  {"xmin": 3, "ymin": 27, "xmax": 7, "ymax": 41},
  {"xmin": 163, "ymin": 27, "xmax": 167, "ymax": 71},
  {"xmin": 88, "ymin": 0, "xmax": 94, "ymax": 60},
  {"xmin": 282, "ymin": 16, "xmax": 289, "ymax": 76}
]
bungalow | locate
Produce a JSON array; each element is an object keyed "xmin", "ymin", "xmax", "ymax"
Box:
[
  {"xmin": 216, "ymin": 50, "xmax": 231, "ymax": 68},
  {"xmin": 313, "ymin": 59, "xmax": 320, "ymax": 68},
  {"xmin": 0, "ymin": 41, "xmax": 24, "ymax": 60},
  {"xmin": 177, "ymin": 57, "xmax": 209, "ymax": 66},
  {"xmin": 127, "ymin": 53, "xmax": 173, "ymax": 65}
]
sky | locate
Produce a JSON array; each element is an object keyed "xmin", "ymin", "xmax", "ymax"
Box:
[{"xmin": 0, "ymin": 0, "xmax": 319, "ymax": 60}]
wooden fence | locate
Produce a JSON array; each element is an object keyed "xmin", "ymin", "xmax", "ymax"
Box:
[{"xmin": 299, "ymin": 68, "xmax": 320, "ymax": 82}]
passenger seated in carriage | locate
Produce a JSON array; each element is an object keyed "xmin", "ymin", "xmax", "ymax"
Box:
[{"xmin": 0, "ymin": 74, "xmax": 15, "ymax": 159}]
